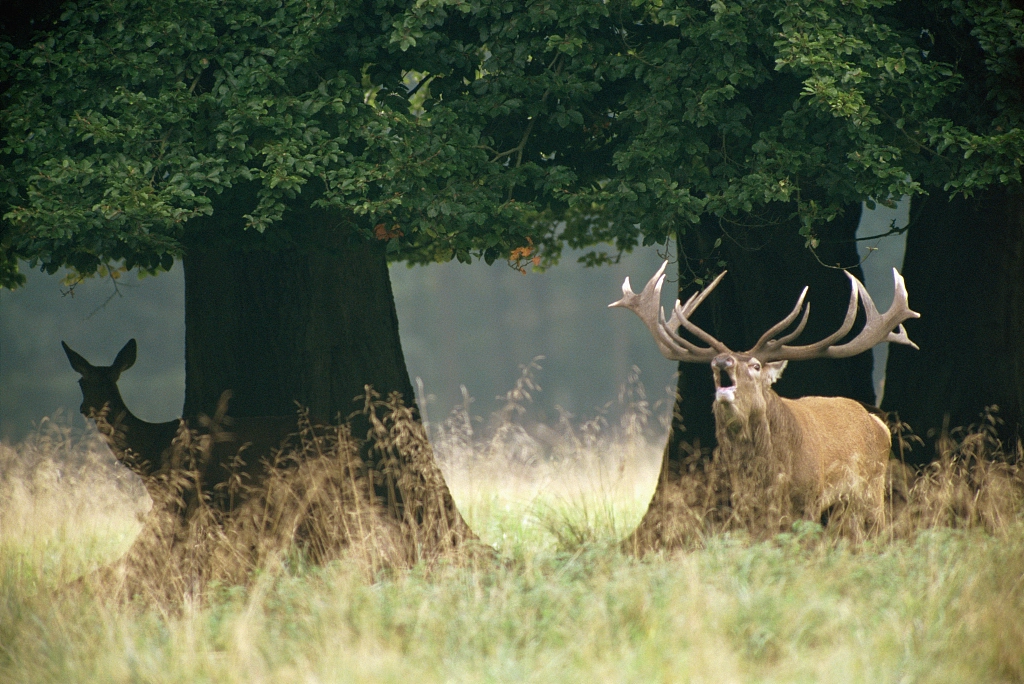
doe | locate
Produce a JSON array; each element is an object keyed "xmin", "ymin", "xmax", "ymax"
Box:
[{"xmin": 63, "ymin": 339, "xmax": 294, "ymax": 501}]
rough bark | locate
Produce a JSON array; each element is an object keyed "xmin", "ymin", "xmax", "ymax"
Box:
[
  {"xmin": 109, "ymin": 203, "xmax": 478, "ymax": 597},
  {"xmin": 182, "ymin": 233, "xmax": 415, "ymax": 429},
  {"xmin": 626, "ymin": 206, "xmax": 876, "ymax": 551},
  {"xmin": 882, "ymin": 186, "xmax": 1024, "ymax": 458}
]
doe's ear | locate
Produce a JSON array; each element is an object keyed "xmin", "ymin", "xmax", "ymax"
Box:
[
  {"xmin": 111, "ymin": 339, "xmax": 138, "ymax": 375},
  {"xmin": 764, "ymin": 360, "xmax": 788, "ymax": 385},
  {"xmin": 62, "ymin": 341, "xmax": 92, "ymax": 375}
]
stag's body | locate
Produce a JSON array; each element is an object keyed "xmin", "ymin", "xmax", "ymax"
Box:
[
  {"xmin": 715, "ymin": 386, "xmax": 889, "ymax": 522},
  {"xmin": 612, "ymin": 262, "xmax": 919, "ymax": 529}
]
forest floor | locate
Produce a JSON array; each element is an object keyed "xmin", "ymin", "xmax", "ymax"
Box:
[{"xmin": 1, "ymin": 404, "xmax": 1022, "ymax": 684}]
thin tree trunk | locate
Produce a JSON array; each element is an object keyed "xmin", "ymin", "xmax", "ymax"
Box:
[
  {"xmin": 882, "ymin": 186, "xmax": 1024, "ymax": 458},
  {"xmin": 626, "ymin": 205, "xmax": 874, "ymax": 551}
]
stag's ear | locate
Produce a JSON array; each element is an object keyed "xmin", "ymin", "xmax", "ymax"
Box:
[
  {"xmin": 111, "ymin": 339, "xmax": 138, "ymax": 375},
  {"xmin": 764, "ymin": 360, "xmax": 787, "ymax": 385}
]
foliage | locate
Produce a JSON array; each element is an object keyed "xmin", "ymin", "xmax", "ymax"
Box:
[
  {"xmin": 4, "ymin": 0, "xmax": 1021, "ymax": 289},
  {"xmin": 0, "ymin": 0, "xmax": 572, "ymax": 288},
  {"xmin": 542, "ymin": 0, "xmax": 1023, "ymax": 265},
  {"xmin": 408, "ymin": 0, "xmax": 1023, "ymax": 267}
]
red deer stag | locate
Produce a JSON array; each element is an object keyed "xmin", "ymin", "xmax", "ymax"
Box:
[
  {"xmin": 63, "ymin": 339, "xmax": 294, "ymax": 501},
  {"xmin": 610, "ymin": 262, "xmax": 920, "ymax": 528}
]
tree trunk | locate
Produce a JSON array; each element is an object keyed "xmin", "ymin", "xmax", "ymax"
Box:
[
  {"xmin": 882, "ymin": 186, "xmax": 1024, "ymax": 460},
  {"xmin": 114, "ymin": 205, "xmax": 476, "ymax": 597},
  {"xmin": 626, "ymin": 206, "xmax": 875, "ymax": 551},
  {"xmin": 182, "ymin": 234, "xmax": 415, "ymax": 429}
]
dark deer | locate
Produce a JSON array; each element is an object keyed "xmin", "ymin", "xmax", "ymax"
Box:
[
  {"xmin": 63, "ymin": 339, "xmax": 295, "ymax": 502},
  {"xmin": 62, "ymin": 339, "xmax": 180, "ymax": 487},
  {"xmin": 610, "ymin": 262, "xmax": 920, "ymax": 527}
]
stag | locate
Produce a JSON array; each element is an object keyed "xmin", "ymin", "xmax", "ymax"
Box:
[
  {"xmin": 63, "ymin": 339, "xmax": 294, "ymax": 500},
  {"xmin": 610, "ymin": 262, "xmax": 920, "ymax": 527}
]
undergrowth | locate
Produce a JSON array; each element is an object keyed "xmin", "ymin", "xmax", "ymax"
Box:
[{"xmin": 1, "ymin": 365, "xmax": 1022, "ymax": 683}]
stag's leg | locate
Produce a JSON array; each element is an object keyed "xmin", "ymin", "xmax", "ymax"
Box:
[{"xmin": 866, "ymin": 464, "xmax": 888, "ymax": 533}]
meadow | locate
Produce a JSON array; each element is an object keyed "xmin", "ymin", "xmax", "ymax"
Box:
[{"xmin": 1, "ymin": 376, "xmax": 1023, "ymax": 683}]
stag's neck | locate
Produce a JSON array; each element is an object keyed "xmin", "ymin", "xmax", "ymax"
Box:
[
  {"xmin": 763, "ymin": 391, "xmax": 803, "ymax": 451},
  {"xmin": 714, "ymin": 389, "xmax": 802, "ymax": 458}
]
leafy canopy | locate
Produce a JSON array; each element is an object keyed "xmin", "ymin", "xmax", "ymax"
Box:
[
  {"xmin": 2, "ymin": 0, "xmax": 1021, "ymax": 288},
  {"xmin": 0, "ymin": 0, "xmax": 581, "ymax": 286}
]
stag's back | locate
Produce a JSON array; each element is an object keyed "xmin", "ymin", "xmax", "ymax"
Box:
[{"xmin": 780, "ymin": 395, "xmax": 890, "ymax": 515}]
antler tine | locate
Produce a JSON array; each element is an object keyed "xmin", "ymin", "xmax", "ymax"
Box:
[
  {"xmin": 670, "ymin": 271, "xmax": 731, "ymax": 353},
  {"xmin": 609, "ymin": 259, "xmax": 669, "ymax": 321},
  {"xmin": 610, "ymin": 262, "xmax": 730, "ymax": 362},
  {"xmin": 658, "ymin": 311, "xmax": 727, "ymax": 359},
  {"xmin": 609, "ymin": 261, "xmax": 689, "ymax": 361},
  {"xmin": 750, "ymin": 273, "xmax": 861, "ymax": 362},
  {"xmin": 887, "ymin": 324, "xmax": 918, "ymax": 350},
  {"xmin": 678, "ymin": 270, "xmax": 727, "ymax": 318},
  {"xmin": 885, "ymin": 269, "xmax": 920, "ymax": 350},
  {"xmin": 771, "ymin": 300, "xmax": 812, "ymax": 348},
  {"xmin": 823, "ymin": 268, "xmax": 920, "ymax": 356},
  {"xmin": 746, "ymin": 286, "xmax": 811, "ymax": 357},
  {"xmin": 755, "ymin": 269, "xmax": 919, "ymax": 362}
]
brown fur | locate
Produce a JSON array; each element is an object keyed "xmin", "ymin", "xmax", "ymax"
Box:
[
  {"xmin": 612, "ymin": 263, "xmax": 919, "ymax": 540},
  {"xmin": 711, "ymin": 353, "xmax": 889, "ymax": 529}
]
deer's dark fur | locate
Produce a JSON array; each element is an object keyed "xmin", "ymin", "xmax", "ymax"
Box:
[{"xmin": 63, "ymin": 339, "xmax": 296, "ymax": 502}]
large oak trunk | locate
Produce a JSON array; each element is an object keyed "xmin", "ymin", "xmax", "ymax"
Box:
[
  {"xmin": 626, "ymin": 206, "xmax": 876, "ymax": 551},
  {"xmin": 882, "ymin": 186, "xmax": 1024, "ymax": 459},
  {"xmin": 115, "ymin": 206, "xmax": 475, "ymax": 597},
  {"xmin": 182, "ymin": 233, "xmax": 416, "ymax": 432}
]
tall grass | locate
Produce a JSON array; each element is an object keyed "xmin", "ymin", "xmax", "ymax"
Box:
[
  {"xmin": 429, "ymin": 361, "xmax": 664, "ymax": 554},
  {"xmin": 0, "ymin": 413, "xmax": 147, "ymax": 588},
  {"xmin": 1, "ymin": 370, "xmax": 1022, "ymax": 683}
]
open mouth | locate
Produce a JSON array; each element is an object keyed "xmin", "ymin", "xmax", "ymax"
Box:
[{"xmin": 713, "ymin": 366, "xmax": 738, "ymax": 403}]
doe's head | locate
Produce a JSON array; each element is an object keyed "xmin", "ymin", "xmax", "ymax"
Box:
[{"xmin": 61, "ymin": 339, "xmax": 137, "ymax": 416}]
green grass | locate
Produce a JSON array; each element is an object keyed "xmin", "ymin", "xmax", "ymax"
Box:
[
  {"xmin": 2, "ymin": 409, "xmax": 1022, "ymax": 683},
  {"xmin": 2, "ymin": 516, "xmax": 1022, "ymax": 683}
]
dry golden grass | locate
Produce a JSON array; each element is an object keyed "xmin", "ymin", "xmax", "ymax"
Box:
[
  {"xmin": 430, "ymin": 365, "xmax": 663, "ymax": 553},
  {"xmin": 0, "ymin": 413, "xmax": 148, "ymax": 585},
  {"xmin": 69, "ymin": 388, "xmax": 484, "ymax": 603},
  {"xmin": 1, "ymin": 371, "xmax": 1023, "ymax": 682},
  {"xmin": 888, "ymin": 408, "xmax": 1024, "ymax": 534},
  {"xmin": 625, "ymin": 403, "xmax": 1024, "ymax": 552}
]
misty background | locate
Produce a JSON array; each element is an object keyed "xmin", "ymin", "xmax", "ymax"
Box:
[{"xmin": 0, "ymin": 202, "xmax": 907, "ymax": 444}]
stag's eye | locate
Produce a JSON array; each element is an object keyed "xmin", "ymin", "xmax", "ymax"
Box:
[{"xmin": 749, "ymin": 362, "xmax": 761, "ymax": 372}]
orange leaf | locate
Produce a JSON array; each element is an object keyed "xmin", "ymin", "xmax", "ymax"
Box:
[{"xmin": 374, "ymin": 223, "xmax": 404, "ymax": 241}]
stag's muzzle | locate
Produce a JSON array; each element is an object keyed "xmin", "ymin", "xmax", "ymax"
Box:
[{"xmin": 711, "ymin": 355, "xmax": 738, "ymax": 404}]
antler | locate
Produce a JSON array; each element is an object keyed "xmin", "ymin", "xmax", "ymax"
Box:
[
  {"xmin": 609, "ymin": 261, "xmax": 731, "ymax": 363},
  {"xmin": 748, "ymin": 268, "xmax": 920, "ymax": 362}
]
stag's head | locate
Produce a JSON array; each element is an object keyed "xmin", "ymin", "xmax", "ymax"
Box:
[
  {"xmin": 62, "ymin": 338, "xmax": 137, "ymax": 417},
  {"xmin": 710, "ymin": 353, "xmax": 788, "ymax": 427},
  {"xmin": 610, "ymin": 261, "xmax": 920, "ymax": 414}
]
